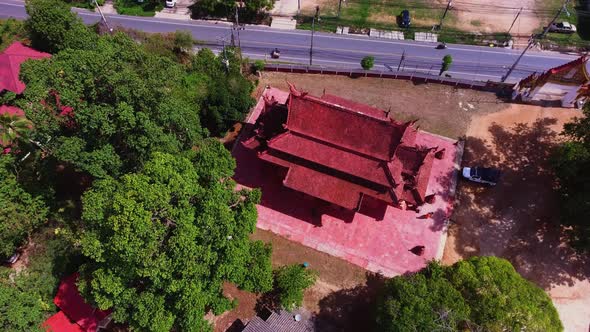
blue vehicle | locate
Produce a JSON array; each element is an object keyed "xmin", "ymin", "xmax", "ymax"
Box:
[{"xmin": 400, "ymin": 10, "xmax": 411, "ymax": 28}]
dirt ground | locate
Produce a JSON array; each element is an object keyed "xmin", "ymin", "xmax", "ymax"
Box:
[
  {"xmin": 442, "ymin": 104, "xmax": 590, "ymax": 332},
  {"xmin": 452, "ymin": 0, "xmax": 541, "ymax": 35},
  {"xmin": 258, "ymin": 72, "xmax": 506, "ymax": 138},
  {"xmin": 299, "ymin": 0, "xmax": 543, "ymax": 34}
]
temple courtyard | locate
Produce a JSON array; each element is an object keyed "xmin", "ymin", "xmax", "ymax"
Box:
[{"xmin": 216, "ymin": 73, "xmax": 590, "ymax": 332}]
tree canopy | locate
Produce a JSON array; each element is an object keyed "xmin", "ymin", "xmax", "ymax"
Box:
[
  {"xmin": 553, "ymin": 107, "xmax": 590, "ymax": 252},
  {"xmin": 19, "ymin": 32, "xmax": 204, "ymax": 178},
  {"xmin": 78, "ymin": 146, "xmax": 272, "ymax": 332},
  {"xmin": 191, "ymin": 48, "xmax": 255, "ymax": 136},
  {"xmin": 0, "ymin": 155, "xmax": 48, "ymax": 260},
  {"xmin": 274, "ymin": 264, "xmax": 317, "ymax": 310},
  {"xmin": 375, "ymin": 257, "xmax": 562, "ymax": 332},
  {"xmin": 25, "ymin": 0, "xmax": 98, "ymax": 53}
]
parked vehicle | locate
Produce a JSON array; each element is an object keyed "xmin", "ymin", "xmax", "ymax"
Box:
[
  {"xmin": 462, "ymin": 166, "xmax": 501, "ymax": 186},
  {"xmin": 4, "ymin": 253, "xmax": 20, "ymax": 265},
  {"xmin": 271, "ymin": 48, "xmax": 281, "ymax": 59},
  {"xmin": 546, "ymin": 22, "xmax": 577, "ymax": 34},
  {"xmin": 165, "ymin": 0, "xmax": 177, "ymax": 8},
  {"xmin": 399, "ymin": 10, "xmax": 411, "ymax": 28}
]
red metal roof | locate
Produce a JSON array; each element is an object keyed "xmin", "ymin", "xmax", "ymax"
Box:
[
  {"xmin": 0, "ymin": 105, "xmax": 25, "ymax": 116},
  {"xmin": 0, "ymin": 42, "xmax": 51, "ymax": 94},
  {"xmin": 245, "ymin": 85, "xmax": 437, "ymax": 212},
  {"xmin": 43, "ymin": 311, "xmax": 84, "ymax": 332},
  {"xmin": 53, "ymin": 273, "xmax": 110, "ymax": 332},
  {"xmin": 286, "ymin": 86, "xmax": 412, "ymax": 161}
]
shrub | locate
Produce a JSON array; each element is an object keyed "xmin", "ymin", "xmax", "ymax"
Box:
[
  {"xmin": 361, "ymin": 56, "xmax": 375, "ymax": 70},
  {"xmin": 440, "ymin": 54, "xmax": 453, "ymax": 75},
  {"xmin": 274, "ymin": 264, "xmax": 316, "ymax": 310},
  {"xmin": 253, "ymin": 60, "xmax": 265, "ymax": 73}
]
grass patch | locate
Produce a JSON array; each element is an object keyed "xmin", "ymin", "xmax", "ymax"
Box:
[
  {"xmin": 470, "ymin": 20, "xmax": 482, "ymax": 27},
  {"xmin": 299, "ymin": 0, "xmax": 452, "ymax": 31},
  {"xmin": 114, "ymin": 0, "xmax": 162, "ymax": 16}
]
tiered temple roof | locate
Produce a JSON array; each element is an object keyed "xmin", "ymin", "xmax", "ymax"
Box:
[{"xmin": 243, "ymin": 84, "xmax": 437, "ymax": 213}]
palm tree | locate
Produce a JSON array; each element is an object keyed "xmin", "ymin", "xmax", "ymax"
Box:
[{"xmin": 0, "ymin": 113, "xmax": 32, "ymax": 147}]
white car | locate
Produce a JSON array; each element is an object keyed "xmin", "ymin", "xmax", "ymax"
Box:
[
  {"xmin": 165, "ymin": 0, "xmax": 177, "ymax": 7},
  {"xmin": 4, "ymin": 253, "xmax": 20, "ymax": 265},
  {"xmin": 462, "ymin": 166, "xmax": 501, "ymax": 186}
]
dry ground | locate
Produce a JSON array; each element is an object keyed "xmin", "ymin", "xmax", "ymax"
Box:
[
  {"xmin": 299, "ymin": 0, "xmax": 545, "ymax": 35},
  {"xmin": 217, "ymin": 72, "xmax": 589, "ymax": 331},
  {"xmin": 258, "ymin": 72, "xmax": 506, "ymax": 138},
  {"xmin": 443, "ymin": 104, "xmax": 590, "ymax": 332},
  {"xmin": 452, "ymin": 0, "xmax": 541, "ymax": 35}
]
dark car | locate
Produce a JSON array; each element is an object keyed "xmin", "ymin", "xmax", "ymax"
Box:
[
  {"xmin": 462, "ymin": 166, "xmax": 501, "ymax": 186},
  {"xmin": 399, "ymin": 10, "xmax": 411, "ymax": 28}
]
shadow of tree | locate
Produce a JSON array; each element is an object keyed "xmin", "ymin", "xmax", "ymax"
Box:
[
  {"xmin": 449, "ymin": 117, "xmax": 590, "ymax": 289},
  {"xmin": 312, "ymin": 272, "xmax": 386, "ymax": 332}
]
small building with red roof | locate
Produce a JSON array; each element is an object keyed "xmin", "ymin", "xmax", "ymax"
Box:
[
  {"xmin": 0, "ymin": 42, "xmax": 51, "ymax": 95},
  {"xmin": 512, "ymin": 55, "xmax": 590, "ymax": 108},
  {"xmin": 242, "ymin": 84, "xmax": 442, "ymax": 219},
  {"xmin": 43, "ymin": 273, "xmax": 111, "ymax": 332}
]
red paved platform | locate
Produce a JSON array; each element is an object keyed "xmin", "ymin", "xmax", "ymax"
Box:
[{"xmin": 234, "ymin": 87, "xmax": 462, "ymax": 276}]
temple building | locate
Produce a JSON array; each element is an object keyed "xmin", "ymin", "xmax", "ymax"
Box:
[
  {"xmin": 512, "ymin": 55, "xmax": 590, "ymax": 108},
  {"xmin": 243, "ymin": 84, "xmax": 441, "ymax": 218}
]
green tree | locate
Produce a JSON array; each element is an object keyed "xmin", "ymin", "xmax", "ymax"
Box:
[
  {"xmin": 274, "ymin": 264, "xmax": 316, "ymax": 310},
  {"xmin": 440, "ymin": 54, "xmax": 453, "ymax": 75},
  {"xmin": 553, "ymin": 107, "xmax": 590, "ymax": 251},
  {"xmin": 0, "ymin": 113, "xmax": 32, "ymax": 148},
  {"xmin": 191, "ymin": 48, "xmax": 255, "ymax": 136},
  {"xmin": 375, "ymin": 257, "xmax": 562, "ymax": 332},
  {"xmin": 19, "ymin": 33, "xmax": 204, "ymax": 178},
  {"xmin": 0, "ymin": 281, "xmax": 45, "ymax": 332},
  {"xmin": 78, "ymin": 149, "xmax": 271, "ymax": 331},
  {"xmin": 361, "ymin": 56, "xmax": 375, "ymax": 70},
  {"xmin": 173, "ymin": 30, "xmax": 195, "ymax": 54},
  {"xmin": 25, "ymin": 0, "xmax": 98, "ymax": 53},
  {"xmin": 0, "ymin": 18, "xmax": 27, "ymax": 51},
  {"xmin": 193, "ymin": 0, "xmax": 273, "ymax": 21},
  {"xmin": 0, "ymin": 155, "xmax": 48, "ymax": 260}
]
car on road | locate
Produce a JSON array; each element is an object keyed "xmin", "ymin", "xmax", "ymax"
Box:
[
  {"xmin": 547, "ymin": 22, "xmax": 577, "ymax": 34},
  {"xmin": 165, "ymin": 0, "xmax": 177, "ymax": 7},
  {"xmin": 399, "ymin": 10, "xmax": 411, "ymax": 28},
  {"xmin": 462, "ymin": 166, "xmax": 501, "ymax": 186}
]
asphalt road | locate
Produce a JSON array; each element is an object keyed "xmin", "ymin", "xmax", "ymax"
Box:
[{"xmin": 0, "ymin": 0, "xmax": 580, "ymax": 83}]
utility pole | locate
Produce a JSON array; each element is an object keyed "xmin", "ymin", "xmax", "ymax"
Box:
[
  {"xmin": 437, "ymin": 0, "xmax": 452, "ymax": 30},
  {"xmin": 502, "ymin": 0, "xmax": 570, "ymax": 82},
  {"xmin": 94, "ymin": 0, "xmax": 113, "ymax": 32},
  {"xmin": 309, "ymin": 6, "xmax": 319, "ymax": 66},
  {"xmin": 310, "ymin": 17, "xmax": 315, "ymax": 66},
  {"xmin": 337, "ymin": 0, "xmax": 342, "ymax": 18},
  {"xmin": 507, "ymin": 7, "xmax": 523, "ymax": 34},
  {"xmin": 397, "ymin": 50, "xmax": 406, "ymax": 71}
]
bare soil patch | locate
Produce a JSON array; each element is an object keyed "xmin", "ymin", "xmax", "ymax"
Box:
[
  {"xmin": 452, "ymin": 0, "xmax": 540, "ymax": 35},
  {"xmin": 259, "ymin": 72, "xmax": 507, "ymax": 138},
  {"xmin": 443, "ymin": 104, "xmax": 590, "ymax": 331}
]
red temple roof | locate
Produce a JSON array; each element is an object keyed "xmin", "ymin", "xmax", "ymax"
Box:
[
  {"xmin": 245, "ymin": 85, "xmax": 437, "ymax": 212},
  {"xmin": 0, "ymin": 42, "xmax": 51, "ymax": 94},
  {"xmin": 45, "ymin": 273, "xmax": 111, "ymax": 332},
  {"xmin": 43, "ymin": 311, "xmax": 84, "ymax": 332}
]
